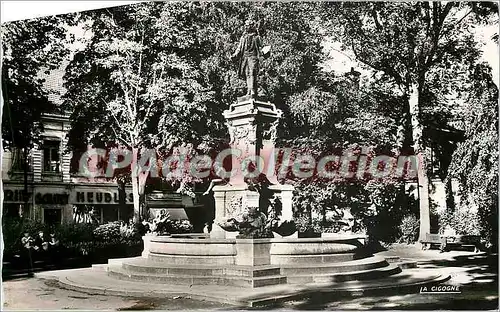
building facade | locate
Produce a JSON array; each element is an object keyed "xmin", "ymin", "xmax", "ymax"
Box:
[{"xmin": 2, "ymin": 113, "xmax": 135, "ymax": 226}]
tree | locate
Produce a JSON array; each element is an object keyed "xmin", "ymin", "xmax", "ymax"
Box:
[
  {"xmin": 64, "ymin": 2, "xmax": 326, "ymax": 222},
  {"xmin": 2, "ymin": 15, "xmax": 74, "ymax": 211},
  {"xmin": 448, "ymin": 63, "xmax": 498, "ymax": 247},
  {"xmin": 1, "ymin": 16, "xmax": 70, "ymax": 150},
  {"xmin": 64, "ymin": 3, "xmax": 206, "ymax": 222},
  {"xmin": 323, "ymin": 2, "xmax": 498, "ymax": 241},
  {"xmin": 283, "ymin": 69, "xmax": 418, "ymax": 240}
]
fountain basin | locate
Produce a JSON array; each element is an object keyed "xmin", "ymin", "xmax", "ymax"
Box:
[{"xmin": 144, "ymin": 234, "xmax": 367, "ymax": 266}]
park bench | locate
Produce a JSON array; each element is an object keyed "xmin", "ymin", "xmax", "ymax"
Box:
[{"xmin": 420, "ymin": 233, "xmax": 481, "ymax": 252}]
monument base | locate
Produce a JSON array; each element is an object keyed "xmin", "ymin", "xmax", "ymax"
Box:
[
  {"xmin": 210, "ymin": 183, "xmax": 295, "ymax": 239},
  {"xmin": 210, "ymin": 184, "xmax": 258, "ymax": 239},
  {"xmin": 109, "ymin": 235, "xmax": 395, "ymax": 289},
  {"xmin": 235, "ymin": 239, "xmax": 271, "ymax": 266}
]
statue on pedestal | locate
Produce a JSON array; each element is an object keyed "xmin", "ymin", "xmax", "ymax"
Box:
[
  {"xmin": 231, "ymin": 19, "xmax": 271, "ymax": 97},
  {"xmin": 207, "ymin": 24, "xmax": 297, "ymax": 239}
]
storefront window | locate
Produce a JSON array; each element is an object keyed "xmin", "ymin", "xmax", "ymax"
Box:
[
  {"xmin": 102, "ymin": 206, "xmax": 119, "ymax": 223},
  {"xmin": 71, "ymin": 205, "xmax": 133, "ymax": 224},
  {"xmin": 91, "ymin": 206, "xmax": 102, "ymax": 224},
  {"xmin": 119, "ymin": 205, "xmax": 134, "ymax": 223},
  {"xmin": 73, "ymin": 205, "xmax": 101, "ymax": 224},
  {"xmin": 44, "ymin": 208, "xmax": 62, "ymax": 225},
  {"xmin": 43, "ymin": 140, "xmax": 61, "ymax": 172}
]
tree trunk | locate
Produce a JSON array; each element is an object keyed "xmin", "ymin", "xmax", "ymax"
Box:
[
  {"xmin": 131, "ymin": 172, "xmax": 141, "ymax": 223},
  {"xmin": 23, "ymin": 147, "xmax": 29, "ymax": 218},
  {"xmin": 408, "ymin": 83, "xmax": 431, "ymax": 241},
  {"xmin": 131, "ymin": 147, "xmax": 148, "ymax": 223},
  {"xmin": 130, "ymin": 147, "xmax": 142, "ymax": 223}
]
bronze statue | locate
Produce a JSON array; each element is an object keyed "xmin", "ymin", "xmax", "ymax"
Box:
[
  {"xmin": 218, "ymin": 206, "xmax": 273, "ymax": 239},
  {"xmin": 231, "ymin": 19, "xmax": 270, "ymax": 97}
]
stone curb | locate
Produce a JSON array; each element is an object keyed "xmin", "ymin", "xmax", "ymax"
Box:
[{"xmin": 52, "ymin": 270, "xmax": 451, "ymax": 308}]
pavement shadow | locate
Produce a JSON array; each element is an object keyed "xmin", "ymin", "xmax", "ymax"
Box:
[
  {"xmin": 235, "ymin": 253, "xmax": 498, "ymax": 310},
  {"xmin": 419, "ymin": 253, "xmax": 498, "ymax": 291}
]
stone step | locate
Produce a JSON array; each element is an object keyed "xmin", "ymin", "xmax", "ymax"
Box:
[
  {"xmin": 381, "ymin": 255, "xmax": 418, "ymax": 269},
  {"xmin": 286, "ymin": 264, "xmax": 401, "ymax": 284},
  {"xmin": 91, "ymin": 264, "xmax": 107, "ymax": 271},
  {"xmin": 280, "ymin": 256, "xmax": 388, "ymax": 275},
  {"xmin": 248, "ymin": 270, "xmax": 450, "ymax": 307},
  {"xmin": 54, "ymin": 266, "xmax": 450, "ymax": 308},
  {"xmin": 271, "ymin": 252, "xmax": 356, "ymax": 265},
  {"xmin": 383, "ymin": 255, "xmax": 401, "ymax": 263},
  {"xmin": 107, "ymin": 266, "xmax": 287, "ymax": 288},
  {"xmin": 122, "ymin": 255, "xmax": 387, "ymax": 277},
  {"xmin": 397, "ymin": 259, "xmax": 418, "ymax": 269},
  {"xmin": 121, "ymin": 258, "xmax": 281, "ymax": 277}
]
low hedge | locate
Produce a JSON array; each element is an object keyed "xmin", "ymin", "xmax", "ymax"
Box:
[{"xmin": 2, "ymin": 218, "xmax": 143, "ymax": 265}]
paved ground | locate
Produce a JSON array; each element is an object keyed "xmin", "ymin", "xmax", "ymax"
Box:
[
  {"xmin": 278, "ymin": 246, "xmax": 499, "ymax": 310},
  {"xmin": 2, "ymin": 277, "xmax": 233, "ymax": 310},
  {"xmin": 2, "ymin": 244, "xmax": 498, "ymax": 310}
]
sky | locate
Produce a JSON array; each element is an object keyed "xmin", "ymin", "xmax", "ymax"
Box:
[{"xmin": 0, "ymin": 1, "xmax": 143, "ymax": 23}]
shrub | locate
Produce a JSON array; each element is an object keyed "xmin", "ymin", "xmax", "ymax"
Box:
[
  {"xmin": 439, "ymin": 207, "xmax": 481, "ymax": 236},
  {"xmin": 56, "ymin": 222, "xmax": 95, "ymax": 245},
  {"xmin": 93, "ymin": 222, "xmax": 122, "ymax": 243},
  {"xmin": 167, "ymin": 220, "xmax": 193, "ymax": 234},
  {"xmin": 2, "ymin": 217, "xmax": 144, "ymax": 267},
  {"xmin": 293, "ymin": 214, "xmax": 322, "ymax": 235},
  {"xmin": 397, "ymin": 215, "xmax": 419, "ymax": 244},
  {"xmin": 291, "ymin": 178, "xmax": 416, "ymax": 243}
]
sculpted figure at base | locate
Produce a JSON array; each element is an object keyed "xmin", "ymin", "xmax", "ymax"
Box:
[
  {"xmin": 218, "ymin": 206, "xmax": 273, "ymax": 239},
  {"xmin": 216, "ymin": 190, "xmax": 296, "ymax": 238}
]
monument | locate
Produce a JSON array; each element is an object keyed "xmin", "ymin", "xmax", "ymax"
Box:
[
  {"xmin": 117, "ymin": 19, "xmax": 406, "ymax": 280},
  {"xmin": 211, "ymin": 18, "xmax": 294, "ymax": 240},
  {"xmin": 60, "ymin": 20, "xmax": 450, "ymax": 304}
]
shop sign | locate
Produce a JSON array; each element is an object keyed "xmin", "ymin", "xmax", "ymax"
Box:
[
  {"xmin": 74, "ymin": 191, "xmax": 134, "ymax": 204},
  {"xmin": 35, "ymin": 193, "xmax": 70, "ymax": 205},
  {"xmin": 4, "ymin": 189, "xmax": 32, "ymax": 203}
]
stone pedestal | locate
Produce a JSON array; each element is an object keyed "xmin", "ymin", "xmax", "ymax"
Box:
[
  {"xmin": 210, "ymin": 96, "xmax": 295, "ymax": 239},
  {"xmin": 210, "ymin": 184, "xmax": 259, "ymax": 239},
  {"xmin": 235, "ymin": 239, "xmax": 271, "ymax": 266},
  {"xmin": 224, "ymin": 96, "xmax": 282, "ymax": 184}
]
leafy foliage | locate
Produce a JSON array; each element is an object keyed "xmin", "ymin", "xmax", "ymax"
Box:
[
  {"xmin": 448, "ymin": 63, "xmax": 498, "ymax": 245},
  {"xmin": 398, "ymin": 215, "xmax": 420, "ymax": 244},
  {"xmin": 319, "ymin": 2, "xmax": 497, "ymax": 241},
  {"xmin": 64, "ymin": 2, "xmax": 325, "ymax": 150},
  {"xmin": 63, "ymin": 2, "xmax": 326, "ymax": 220},
  {"xmin": 1, "ymin": 15, "xmax": 75, "ymax": 150},
  {"xmin": 438, "ymin": 207, "xmax": 481, "ymax": 236}
]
